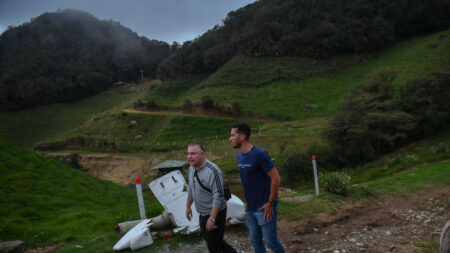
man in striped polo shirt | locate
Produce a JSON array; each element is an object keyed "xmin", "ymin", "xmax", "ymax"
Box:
[{"xmin": 185, "ymin": 143, "xmax": 238, "ymax": 253}]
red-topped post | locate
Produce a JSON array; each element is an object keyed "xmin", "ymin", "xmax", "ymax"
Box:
[
  {"xmin": 312, "ymin": 155, "xmax": 320, "ymax": 196},
  {"xmin": 136, "ymin": 175, "xmax": 146, "ymax": 219}
]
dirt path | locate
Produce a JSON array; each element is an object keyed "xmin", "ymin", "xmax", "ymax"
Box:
[
  {"xmin": 157, "ymin": 186, "xmax": 449, "ymax": 253},
  {"xmin": 122, "ymin": 108, "xmax": 268, "ymax": 122}
]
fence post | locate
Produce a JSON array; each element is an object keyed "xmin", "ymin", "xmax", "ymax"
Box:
[
  {"xmin": 135, "ymin": 176, "xmax": 146, "ymax": 219},
  {"xmin": 312, "ymin": 155, "xmax": 320, "ymax": 196}
]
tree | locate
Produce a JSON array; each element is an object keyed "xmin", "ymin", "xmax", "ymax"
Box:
[
  {"xmin": 325, "ymin": 70, "xmax": 416, "ymax": 165},
  {"xmin": 0, "ymin": 9, "xmax": 172, "ymax": 111},
  {"xmin": 201, "ymin": 96, "xmax": 214, "ymax": 109}
]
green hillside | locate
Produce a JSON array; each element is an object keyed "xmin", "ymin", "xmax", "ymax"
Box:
[
  {"xmin": 0, "ymin": 140, "xmax": 164, "ymax": 251},
  {"xmin": 30, "ymin": 31, "xmax": 450, "ymax": 171},
  {"xmin": 182, "ymin": 30, "xmax": 450, "ymax": 119},
  {"xmin": 0, "ymin": 82, "xmax": 151, "ymax": 147},
  {"xmin": 145, "ymin": 30, "xmax": 450, "ymax": 120},
  {"xmin": 36, "ymin": 111, "xmax": 259, "ymax": 153}
]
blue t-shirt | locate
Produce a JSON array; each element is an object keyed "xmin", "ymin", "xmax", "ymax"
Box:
[{"xmin": 237, "ymin": 146, "xmax": 274, "ymax": 211}]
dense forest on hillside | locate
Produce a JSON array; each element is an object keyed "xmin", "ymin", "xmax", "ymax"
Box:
[
  {"xmin": 0, "ymin": 9, "xmax": 172, "ymax": 111},
  {"xmin": 158, "ymin": 0, "xmax": 450, "ymax": 80}
]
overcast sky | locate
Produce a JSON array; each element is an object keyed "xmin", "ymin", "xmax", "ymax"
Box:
[{"xmin": 0, "ymin": 0, "xmax": 255, "ymax": 43}]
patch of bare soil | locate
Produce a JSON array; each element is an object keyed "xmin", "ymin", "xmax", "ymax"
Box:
[
  {"xmin": 79, "ymin": 154, "xmax": 161, "ymax": 185},
  {"xmin": 279, "ymin": 186, "xmax": 450, "ymax": 252},
  {"xmin": 122, "ymin": 107, "xmax": 267, "ymax": 122},
  {"xmin": 25, "ymin": 246, "xmax": 58, "ymax": 253},
  {"xmin": 45, "ymin": 153, "xmax": 161, "ymax": 185}
]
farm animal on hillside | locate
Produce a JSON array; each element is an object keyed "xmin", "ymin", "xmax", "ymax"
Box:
[{"xmin": 128, "ymin": 120, "xmax": 137, "ymax": 128}]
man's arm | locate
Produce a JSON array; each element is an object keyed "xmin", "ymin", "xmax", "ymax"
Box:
[
  {"xmin": 267, "ymin": 167, "xmax": 281, "ymax": 203},
  {"xmin": 206, "ymin": 168, "xmax": 224, "ymax": 231},
  {"xmin": 206, "ymin": 206, "xmax": 219, "ymax": 231},
  {"xmin": 186, "ymin": 169, "xmax": 194, "ymax": 221},
  {"xmin": 257, "ymin": 167, "xmax": 281, "ymax": 222},
  {"xmin": 186, "ymin": 197, "xmax": 193, "ymax": 221}
]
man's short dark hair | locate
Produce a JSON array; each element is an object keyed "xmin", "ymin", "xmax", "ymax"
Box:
[
  {"xmin": 188, "ymin": 142, "xmax": 205, "ymax": 152},
  {"xmin": 231, "ymin": 123, "xmax": 251, "ymax": 140}
]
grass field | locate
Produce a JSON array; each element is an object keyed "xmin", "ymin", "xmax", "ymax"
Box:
[
  {"xmin": 0, "ymin": 82, "xmax": 152, "ymax": 148},
  {"xmin": 0, "ymin": 140, "xmax": 166, "ymax": 252},
  {"xmin": 36, "ymin": 111, "xmax": 260, "ymax": 153}
]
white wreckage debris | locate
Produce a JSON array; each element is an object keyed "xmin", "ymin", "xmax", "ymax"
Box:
[
  {"xmin": 113, "ymin": 219, "xmax": 153, "ymax": 251},
  {"xmin": 113, "ymin": 170, "xmax": 246, "ymax": 251}
]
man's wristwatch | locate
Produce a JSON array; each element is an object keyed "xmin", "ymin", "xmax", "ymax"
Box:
[
  {"xmin": 269, "ymin": 199, "xmax": 276, "ymax": 206},
  {"xmin": 208, "ymin": 216, "xmax": 216, "ymax": 223}
]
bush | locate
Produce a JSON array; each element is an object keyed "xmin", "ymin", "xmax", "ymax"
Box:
[
  {"xmin": 231, "ymin": 102, "xmax": 242, "ymax": 115},
  {"xmin": 325, "ymin": 69, "xmax": 416, "ymax": 165},
  {"xmin": 325, "ymin": 70, "xmax": 449, "ymax": 166},
  {"xmin": 398, "ymin": 71, "xmax": 450, "ymax": 135},
  {"xmin": 134, "ymin": 100, "xmax": 145, "ymax": 109},
  {"xmin": 183, "ymin": 99, "xmax": 192, "ymax": 109},
  {"xmin": 280, "ymin": 145, "xmax": 337, "ymax": 187},
  {"xmin": 319, "ymin": 171, "xmax": 351, "ymax": 195},
  {"xmin": 201, "ymin": 96, "xmax": 214, "ymax": 109},
  {"xmin": 146, "ymin": 100, "xmax": 158, "ymax": 109}
]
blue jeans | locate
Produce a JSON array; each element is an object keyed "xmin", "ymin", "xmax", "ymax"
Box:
[{"xmin": 246, "ymin": 205, "xmax": 285, "ymax": 253}]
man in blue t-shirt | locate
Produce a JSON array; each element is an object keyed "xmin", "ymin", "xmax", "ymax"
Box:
[{"xmin": 230, "ymin": 123, "xmax": 285, "ymax": 253}]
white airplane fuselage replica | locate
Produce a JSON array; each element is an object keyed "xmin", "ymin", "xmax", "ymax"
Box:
[{"xmin": 113, "ymin": 170, "xmax": 246, "ymax": 251}]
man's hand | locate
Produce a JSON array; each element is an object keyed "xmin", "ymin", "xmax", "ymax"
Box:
[
  {"xmin": 257, "ymin": 202, "xmax": 274, "ymax": 222},
  {"xmin": 186, "ymin": 206, "xmax": 192, "ymax": 221},
  {"xmin": 206, "ymin": 218, "xmax": 216, "ymax": 231}
]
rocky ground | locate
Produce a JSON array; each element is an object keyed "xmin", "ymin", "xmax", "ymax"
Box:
[{"xmin": 154, "ymin": 186, "xmax": 449, "ymax": 253}]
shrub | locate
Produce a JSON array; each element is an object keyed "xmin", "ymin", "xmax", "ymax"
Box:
[
  {"xmin": 325, "ymin": 70, "xmax": 449, "ymax": 166},
  {"xmin": 231, "ymin": 102, "xmax": 242, "ymax": 115},
  {"xmin": 325, "ymin": 69, "xmax": 416, "ymax": 165},
  {"xmin": 201, "ymin": 96, "xmax": 214, "ymax": 109},
  {"xmin": 146, "ymin": 100, "xmax": 158, "ymax": 109},
  {"xmin": 280, "ymin": 145, "xmax": 337, "ymax": 187},
  {"xmin": 398, "ymin": 71, "xmax": 450, "ymax": 135},
  {"xmin": 183, "ymin": 99, "xmax": 192, "ymax": 109},
  {"xmin": 319, "ymin": 171, "xmax": 351, "ymax": 195},
  {"xmin": 134, "ymin": 100, "xmax": 145, "ymax": 109}
]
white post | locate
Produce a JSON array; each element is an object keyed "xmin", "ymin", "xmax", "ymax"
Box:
[
  {"xmin": 135, "ymin": 176, "xmax": 146, "ymax": 219},
  {"xmin": 312, "ymin": 155, "xmax": 320, "ymax": 196}
]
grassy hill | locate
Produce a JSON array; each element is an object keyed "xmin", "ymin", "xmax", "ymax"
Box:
[
  {"xmin": 147, "ymin": 30, "xmax": 450, "ymax": 119},
  {"xmin": 0, "ymin": 29, "xmax": 449, "ymax": 252},
  {"xmin": 29, "ymin": 31, "xmax": 450, "ymax": 183},
  {"xmin": 0, "ymin": 82, "xmax": 152, "ymax": 148},
  {"xmin": 4, "ymin": 31, "xmax": 449, "ymax": 151},
  {"xmin": 0, "ymin": 140, "xmax": 165, "ymax": 252},
  {"xmin": 35, "ymin": 111, "xmax": 260, "ymax": 154}
]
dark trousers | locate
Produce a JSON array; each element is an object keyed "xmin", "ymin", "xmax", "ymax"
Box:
[{"xmin": 199, "ymin": 208, "xmax": 237, "ymax": 253}]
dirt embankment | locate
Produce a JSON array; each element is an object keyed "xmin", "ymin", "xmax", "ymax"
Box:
[
  {"xmin": 43, "ymin": 153, "xmax": 162, "ymax": 185},
  {"xmin": 278, "ymin": 186, "xmax": 450, "ymax": 252}
]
